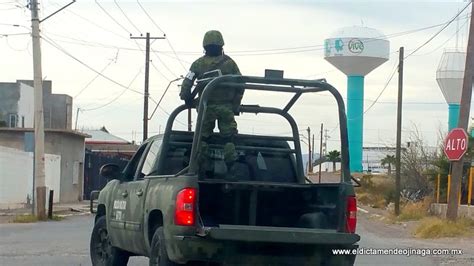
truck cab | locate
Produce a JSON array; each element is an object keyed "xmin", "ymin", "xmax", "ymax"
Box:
[{"xmin": 90, "ymin": 74, "xmax": 360, "ymax": 266}]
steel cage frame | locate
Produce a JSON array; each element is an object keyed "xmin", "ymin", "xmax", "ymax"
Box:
[{"xmin": 162, "ymin": 75, "xmax": 350, "ymax": 183}]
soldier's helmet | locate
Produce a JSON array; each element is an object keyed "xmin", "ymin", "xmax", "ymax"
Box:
[{"xmin": 203, "ymin": 30, "xmax": 224, "ymax": 47}]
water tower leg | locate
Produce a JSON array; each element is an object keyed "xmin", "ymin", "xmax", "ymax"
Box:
[
  {"xmin": 448, "ymin": 104, "xmax": 460, "ymax": 131},
  {"xmin": 347, "ymin": 75, "xmax": 364, "ymax": 173}
]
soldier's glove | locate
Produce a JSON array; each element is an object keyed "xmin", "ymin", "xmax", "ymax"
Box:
[{"xmin": 180, "ymin": 91, "xmax": 193, "ymax": 107}]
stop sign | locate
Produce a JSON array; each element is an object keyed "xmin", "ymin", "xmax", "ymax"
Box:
[{"xmin": 444, "ymin": 128, "xmax": 469, "ymax": 161}]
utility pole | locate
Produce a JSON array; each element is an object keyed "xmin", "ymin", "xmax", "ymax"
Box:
[
  {"xmin": 447, "ymin": 2, "xmax": 474, "ymax": 221},
  {"xmin": 395, "ymin": 46, "xmax": 404, "ymax": 216},
  {"xmin": 131, "ymin": 33, "xmax": 165, "ymax": 141},
  {"xmin": 307, "ymin": 127, "xmax": 312, "ymax": 174},
  {"xmin": 30, "ymin": 0, "xmax": 46, "ymax": 220},
  {"xmin": 319, "ymin": 123, "xmax": 324, "ymax": 183}
]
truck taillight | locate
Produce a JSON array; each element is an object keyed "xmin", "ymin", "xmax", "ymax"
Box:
[
  {"xmin": 174, "ymin": 188, "xmax": 196, "ymax": 226},
  {"xmin": 345, "ymin": 196, "xmax": 357, "ymax": 233}
]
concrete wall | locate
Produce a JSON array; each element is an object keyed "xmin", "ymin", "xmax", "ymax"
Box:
[
  {"xmin": 0, "ymin": 129, "xmax": 86, "ymax": 203},
  {"xmin": 0, "ymin": 147, "xmax": 60, "ymax": 209},
  {"xmin": 44, "ymin": 94, "xmax": 72, "ymax": 130},
  {"xmin": 46, "ymin": 131, "xmax": 85, "ymax": 202},
  {"xmin": 17, "ymin": 83, "xmax": 34, "ymax": 128},
  {"xmin": 431, "ymin": 203, "xmax": 474, "ymax": 219}
]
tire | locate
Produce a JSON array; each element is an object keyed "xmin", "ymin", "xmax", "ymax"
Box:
[
  {"xmin": 149, "ymin": 227, "xmax": 178, "ymax": 266},
  {"xmin": 90, "ymin": 216, "xmax": 130, "ymax": 266}
]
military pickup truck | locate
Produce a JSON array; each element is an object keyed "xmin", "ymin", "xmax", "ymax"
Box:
[{"xmin": 89, "ymin": 75, "xmax": 360, "ymax": 266}]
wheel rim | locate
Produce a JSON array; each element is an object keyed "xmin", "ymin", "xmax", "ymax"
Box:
[{"xmin": 94, "ymin": 227, "xmax": 113, "ymax": 261}]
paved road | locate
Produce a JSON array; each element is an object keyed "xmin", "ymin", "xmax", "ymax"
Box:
[
  {"xmin": 0, "ymin": 215, "xmax": 147, "ymax": 266},
  {"xmin": 0, "ymin": 213, "xmax": 472, "ymax": 265}
]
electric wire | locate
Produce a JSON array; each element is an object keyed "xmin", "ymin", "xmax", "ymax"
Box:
[
  {"xmin": 136, "ymin": 0, "xmax": 188, "ymax": 71},
  {"xmin": 412, "ymin": 18, "xmax": 470, "ymax": 57},
  {"xmin": 95, "ymin": 0, "xmax": 131, "ymax": 34},
  {"xmin": 114, "ymin": 0, "xmax": 141, "ymax": 34},
  {"xmin": 81, "ymin": 68, "xmax": 143, "ymax": 111},
  {"xmin": 405, "ymin": 2, "xmax": 471, "ymax": 59},
  {"xmin": 74, "ymin": 57, "xmax": 117, "ymax": 99},
  {"xmin": 42, "ymin": 35, "xmax": 143, "ymax": 95}
]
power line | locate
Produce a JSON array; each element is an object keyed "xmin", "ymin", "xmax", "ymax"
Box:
[
  {"xmin": 151, "ymin": 48, "xmax": 179, "ymax": 79},
  {"xmin": 42, "ymin": 35, "xmax": 143, "ymax": 95},
  {"xmin": 53, "ymin": 2, "xmax": 129, "ymax": 42},
  {"xmin": 136, "ymin": 0, "xmax": 187, "ymax": 71},
  {"xmin": 114, "ymin": 0, "xmax": 141, "ymax": 34},
  {"xmin": 74, "ymin": 57, "xmax": 117, "ymax": 99},
  {"xmin": 412, "ymin": 18, "xmax": 470, "ymax": 57},
  {"xmin": 361, "ymin": 61, "xmax": 399, "ymax": 116},
  {"xmin": 95, "ymin": 0, "xmax": 131, "ymax": 34},
  {"xmin": 405, "ymin": 2, "xmax": 471, "ymax": 59},
  {"xmin": 81, "ymin": 68, "xmax": 143, "ymax": 111}
]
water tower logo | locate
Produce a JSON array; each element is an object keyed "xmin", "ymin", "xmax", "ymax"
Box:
[
  {"xmin": 348, "ymin": 39, "xmax": 364, "ymax": 54},
  {"xmin": 324, "ymin": 39, "xmax": 331, "ymax": 56}
]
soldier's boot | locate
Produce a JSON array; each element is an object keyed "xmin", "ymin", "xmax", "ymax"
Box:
[
  {"xmin": 223, "ymin": 142, "xmax": 237, "ymax": 181},
  {"xmin": 197, "ymin": 141, "xmax": 212, "ymax": 179}
]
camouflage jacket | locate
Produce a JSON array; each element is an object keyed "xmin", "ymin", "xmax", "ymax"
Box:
[{"xmin": 180, "ymin": 54, "xmax": 243, "ymax": 106}]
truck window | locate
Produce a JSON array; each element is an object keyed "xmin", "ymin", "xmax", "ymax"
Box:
[
  {"xmin": 162, "ymin": 147, "xmax": 190, "ymax": 175},
  {"xmin": 123, "ymin": 144, "xmax": 148, "ymax": 182},
  {"xmin": 162, "ymin": 144, "xmax": 296, "ymax": 182},
  {"xmin": 139, "ymin": 138, "xmax": 163, "ymax": 178}
]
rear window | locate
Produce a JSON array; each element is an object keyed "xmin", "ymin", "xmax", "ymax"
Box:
[{"xmin": 162, "ymin": 141, "xmax": 297, "ymax": 183}]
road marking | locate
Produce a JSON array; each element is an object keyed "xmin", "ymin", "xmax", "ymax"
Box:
[{"xmin": 357, "ymin": 207, "xmax": 369, "ymax": 214}]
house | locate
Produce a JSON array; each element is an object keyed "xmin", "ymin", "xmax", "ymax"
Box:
[
  {"xmin": 0, "ymin": 80, "xmax": 85, "ymax": 208},
  {"xmin": 81, "ymin": 127, "xmax": 138, "ymax": 199},
  {"xmin": 0, "ymin": 80, "xmax": 72, "ymax": 129}
]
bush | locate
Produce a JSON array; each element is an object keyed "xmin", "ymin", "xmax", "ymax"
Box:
[{"xmin": 356, "ymin": 175, "xmax": 395, "ymax": 208}]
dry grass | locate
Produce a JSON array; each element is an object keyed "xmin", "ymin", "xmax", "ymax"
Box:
[
  {"xmin": 12, "ymin": 214, "xmax": 64, "ymax": 223},
  {"xmin": 385, "ymin": 198, "xmax": 432, "ymax": 223},
  {"xmin": 414, "ymin": 217, "xmax": 474, "ymax": 238},
  {"xmin": 356, "ymin": 175, "xmax": 395, "ymax": 209},
  {"xmin": 12, "ymin": 215, "xmax": 39, "ymax": 223},
  {"xmin": 397, "ymin": 198, "xmax": 432, "ymax": 221}
]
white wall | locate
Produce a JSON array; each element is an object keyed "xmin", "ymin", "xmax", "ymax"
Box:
[
  {"xmin": 0, "ymin": 146, "xmax": 60, "ymax": 209},
  {"xmin": 17, "ymin": 82, "xmax": 34, "ymax": 128}
]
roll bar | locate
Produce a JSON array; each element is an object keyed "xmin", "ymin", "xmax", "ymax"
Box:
[{"xmin": 162, "ymin": 75, "xmax": 351, "ymax": 183}]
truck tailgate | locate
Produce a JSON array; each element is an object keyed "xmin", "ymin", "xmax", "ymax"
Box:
[{"xmin": 208, "ymin": 225, "xmax": 360, "ymax": 245}]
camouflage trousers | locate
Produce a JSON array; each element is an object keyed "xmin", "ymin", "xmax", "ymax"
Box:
[{"xmin": 198, "ymin": 103, "xmax": 237, "ymax": 176}]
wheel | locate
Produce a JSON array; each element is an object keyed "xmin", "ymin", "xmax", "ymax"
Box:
[
  {"xmin": 149, "ymin": 227, "xmax": 178, "ymax": 266},
  {"xmin": 90, "ymin": 216, "xmax": 130, "ymax": 266}
]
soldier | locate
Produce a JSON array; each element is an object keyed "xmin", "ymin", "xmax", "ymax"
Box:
[{"xmin": 179, "ymin": 30, "xmax": 244, "ymax": 178}]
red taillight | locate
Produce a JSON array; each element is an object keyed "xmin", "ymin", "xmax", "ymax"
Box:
[
  {"xmin": 174, "ymin": 188, "xmax": 197, "ymax": 226},
  {"xmin": 346, "ymin": 196, "xmax": 357, "ymax": 233}
]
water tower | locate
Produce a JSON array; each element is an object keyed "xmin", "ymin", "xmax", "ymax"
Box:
[
  {"xmin": 436, "ymin": 49, "xmax": 465, "ymax": 131},
  {"xmin": 324, "ymin": 26, "xmax": 390, "ymax": 172}
]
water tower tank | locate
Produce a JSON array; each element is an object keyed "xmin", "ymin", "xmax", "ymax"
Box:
[
  {"xmin": 436, "ymin": 49, "xmax": 465, "ymax": 130},
  {"xmin": 324, "ymin": 26, "xmax": 390, "ymax": 76},
  {"xmin": 324, "ymin": 26, "xmax": 390, "ymax": 173}
]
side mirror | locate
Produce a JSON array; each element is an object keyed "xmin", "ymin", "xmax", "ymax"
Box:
[{"xmin": 100, "ymin": 164, "xmax": 121, "ymax": 180}]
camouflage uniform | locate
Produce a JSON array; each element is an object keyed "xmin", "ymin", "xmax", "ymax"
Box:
[{"xmin": 180, "ymin": 30, "xmax": 243, "ymax": 176}]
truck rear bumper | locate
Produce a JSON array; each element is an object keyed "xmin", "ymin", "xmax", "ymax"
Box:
[
  {"xmin": 167, "ymin": 225, "xmax": 359, "ymax": 264},
  {"xmin": 208, "ymin": 224, "xmax": 360, "ymax": 244}
]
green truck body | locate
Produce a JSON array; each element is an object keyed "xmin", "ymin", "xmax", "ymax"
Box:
[{"xmin": 90, "ymin": 75, "xmax": 360, "ymax": 266}]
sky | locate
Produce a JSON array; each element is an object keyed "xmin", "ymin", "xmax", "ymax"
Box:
[{"xmin": 1, "ymin": 0, "xmax": 473, "ymax": 152}]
